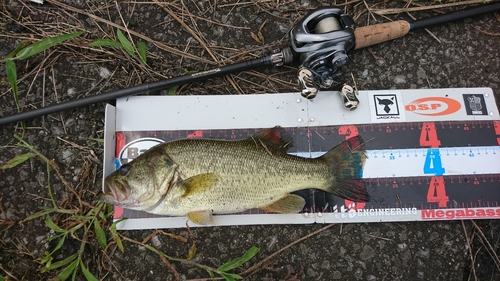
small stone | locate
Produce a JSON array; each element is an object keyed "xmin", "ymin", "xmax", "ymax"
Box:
[
  {"xmin": 417, "ymin": 68, "xmax": 426, "ymax": 79},
  {"xmin": 416, "ymin": 248, "xmax": 430, "ymax": 259},
  {"xmin": 394, "ymin": 75, "xmax": 406, "ymax": 84},
  {"xmin": 99, "ymin": 67, "xmax": 111, "ymax": 79},
  {"xmin": 397, "ymin": 243, "xmax": 407, "ymax": 252},
  {"xmin": 307, "ymin": 267, "xmax": 316, "ymax": 277},
  {"xmin": 360, "ymin": 245, "xmax": 376, "ymax": 260},
  {"xmin": 267, "ymin": 236, "xmax": 277, "ymax": 250},
  {"xmin": 151, "ymin": 235, "xmax": 161, "ymax": 247},
  {"xmin": 36, "ymin": 235, "xmax": 46, "ymax": 244},
  {"xmin": 320, "ymin": 260, "xmax": 330, "ymax": 269},
  {"xmin": 354, "ymin": 268, "xmax": 363, "ymax": 279},
  {"xmin": 67, "ymin": 88, "xmax": 76, "ymax": 96},
  {"xmin": 217, "ymin": 242, "xmax": 227, "ymax": 252},
  {"xmin": 61, "ymin": 149, "xmax": 73, "ymax": 162}
]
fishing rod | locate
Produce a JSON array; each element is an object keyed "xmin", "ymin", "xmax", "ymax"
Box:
[{"xmin": 1, "ymin": 2, "xmax": 500, "ymax": 126}]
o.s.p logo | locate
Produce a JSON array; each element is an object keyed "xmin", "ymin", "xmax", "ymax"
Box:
[
  {"xmin": 119, "ymin": 138, "xmax": 165, "ymax": 164},
  {"xmin": 405, "ymin": 97, "xmax": 461, "ymax": 116}
]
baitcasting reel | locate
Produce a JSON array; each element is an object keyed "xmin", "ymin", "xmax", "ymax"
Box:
[{"xmin": 290, "ymin": 7, "xmax": 359, "ymax": 109}]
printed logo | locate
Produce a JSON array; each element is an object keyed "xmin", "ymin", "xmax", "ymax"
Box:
[
  {"xmin": 405, "ymin": 97, "xmax": 461, "ymax": 116},
  {"xmin": 373, "ymin": 94, "xmax": 401, "ymax": 119},
  {"xmin": 462, "ymin": 94, "xmax": 488, "ymax": 115},
  {"xmin": 328, "ymin": 203, "xmax": 418, "ymax": 219},
  {"xmin": 119, "ymin": 138, "xmax": 164, "ymax": 164},
  {"xmin": 422, "ymin": 208, "xmax": 500, "ymax": 220}
]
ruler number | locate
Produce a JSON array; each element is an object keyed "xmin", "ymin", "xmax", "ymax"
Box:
[
  {"xmin": 420, "ymin": 123, "xmax": 448, "ymax": 207},
  {"xmin": 495, "ymin": 121, "xmax": 500, "ymax": 145},
  {"xmin": 426, "ymin": 176, "xmax": 448, "ymax": 208},
  {"xmin": 421, "ymin": 122, "xmax": 445, "ymax": 176},
  {"xmin": 423, "ymin": 148, "xmax": 445, "ymax": 176},
  {"xmin": 420, "ymin": 122, "xmax": 441, "ymax": 148},
  {"xmin": 344, "ymin": 199, "xmax": 365, "ymax": 210},
  {"xmin": 339, "ymin": 125, "xmax": 359, "ymax": 139}
]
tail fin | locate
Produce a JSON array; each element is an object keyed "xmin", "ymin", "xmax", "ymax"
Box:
[{"xmin": 320, "ymin": 136, "xmax": 370, "ymax": 202}]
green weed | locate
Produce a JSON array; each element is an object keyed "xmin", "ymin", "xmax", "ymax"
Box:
[
  {"xmin": 2, "ymin": 135, "xmax": 259, "ymax": 280},
  {"xmin": 121, "ymin": 232, "xmax": 260, "ymax": 281},
  {"xmin": 2, "ymin": 135, "xmax": 120, "ymax": 280},
  {"xmin": 4, "ymin": 32, "xmax": 84, "ymax": 116},
  {"xmin": 89, "ymin": 28, "xmax": 147, "ymax": 64}
]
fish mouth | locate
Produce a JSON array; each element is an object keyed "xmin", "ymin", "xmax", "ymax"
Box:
[{"xmin": 100, "ymin": 179, "xmax": 130, "ymax": 204}]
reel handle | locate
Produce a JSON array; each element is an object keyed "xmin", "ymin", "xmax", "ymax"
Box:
[{"xmin": 354, "ymin": 21, "xmax": 410, "ymax": 50}]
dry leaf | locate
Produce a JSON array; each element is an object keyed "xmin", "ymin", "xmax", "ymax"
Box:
[
  {"xmin": 250, "ymin": 19, "xmax": 267, "ymax": 45},
  {"xmin": 250, "ymin": 31, "xmax": 265, "ymax": 45}
]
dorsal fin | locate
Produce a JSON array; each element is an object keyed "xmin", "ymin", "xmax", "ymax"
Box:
[{"xmin": 247, "ymin": 126, "xmax": 293, "ymax": 153}]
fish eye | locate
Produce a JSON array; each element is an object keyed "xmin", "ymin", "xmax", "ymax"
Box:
[
  {"xmin": 165, "ymin": 156, "xmax": 174, "ymax": 167},
  {"xmin": 119, "ymin": 165, "xmax": 130, "ymax": 176}
]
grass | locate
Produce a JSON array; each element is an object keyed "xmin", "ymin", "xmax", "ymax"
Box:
[
  {"xmin": 4, "ymin": 32, "xmax": 84, "ymax": 115},
  {"xmin": 1, "ymin": 135, "xmax": 262, "ymax": 281},
  {"xmin": 1, "ymin": 136, "xmax": 113, "ymax": 280},
  {"xmin": 3, "ymin": 28, "xmax": 148, "ymax": 127},
  {"xmin": 89, "ymin": 28, "xmax": 147, "ymax": 65}
]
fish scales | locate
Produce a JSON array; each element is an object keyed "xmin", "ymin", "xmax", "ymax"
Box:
[
  {"xmin": 156, "ymin": 138, "xmax": 329, "ymax": 215},
  {"xmin": 101, "ymin": 127, "xmax": 370, "ymax": 224}
]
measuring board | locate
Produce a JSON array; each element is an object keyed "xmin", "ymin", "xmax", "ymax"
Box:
[{"xmin": 103, "ymin": 88, "xmax": 500, "ymax": 229}]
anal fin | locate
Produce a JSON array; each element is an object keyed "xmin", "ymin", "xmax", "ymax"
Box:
[
  {"xmin": 187, "ymin": 210, "xmax": 213, "ymax": 225},
  {"xmin": 260, "ymin": 194, "xmax": 305, "ymax": 214}
]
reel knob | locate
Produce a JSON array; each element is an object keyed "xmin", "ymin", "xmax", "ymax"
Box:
[
  {"xmin": 298, "ymin": 67, "xmax": 318, "ymax": 99},
  {"xmin": 339, "ymin": 84, "xmax": 359, "ymax": 110}
]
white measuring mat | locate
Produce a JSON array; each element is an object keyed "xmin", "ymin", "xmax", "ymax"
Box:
[{"xmin": 103, "ymin": 88, "xmax": 500, "ymax": 229}]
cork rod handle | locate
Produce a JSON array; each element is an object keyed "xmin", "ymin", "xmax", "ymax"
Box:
[{"xmin": 354, "ymin": 20, "xmax": 411, "ymax": 50}]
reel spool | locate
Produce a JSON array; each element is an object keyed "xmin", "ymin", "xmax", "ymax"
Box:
[{"xmin": 290, "ymin": 8, "xmax": 356, "ymax": 101}]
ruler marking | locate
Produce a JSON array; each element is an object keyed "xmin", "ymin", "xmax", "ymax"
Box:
[{"xmin": 116, "ymin": 120, "xmax": 500, "ymax": 219}]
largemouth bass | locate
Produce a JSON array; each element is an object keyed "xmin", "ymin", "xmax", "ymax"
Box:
[{"xmin": 101, "ymin": 127, "xmax": 369, "ymax": 224}]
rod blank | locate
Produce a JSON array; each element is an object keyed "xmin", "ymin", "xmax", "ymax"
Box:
[{"xmin": 0, "ymin": 57, "xmax": 271, "ymax": 126}]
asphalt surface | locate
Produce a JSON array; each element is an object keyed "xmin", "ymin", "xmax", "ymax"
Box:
[{"xmin": 1, "ymin": 0, "xmax": 500, "ymax": 280}]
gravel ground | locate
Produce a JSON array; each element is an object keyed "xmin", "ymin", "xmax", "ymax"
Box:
[{"xmin": 1, "ymin": 0, "xmax": 500, "ymax": 280}]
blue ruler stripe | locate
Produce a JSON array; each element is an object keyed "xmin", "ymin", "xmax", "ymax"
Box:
[{"xmin": 290, "ymin": 146, "xmax": 500, "ymax": 178}]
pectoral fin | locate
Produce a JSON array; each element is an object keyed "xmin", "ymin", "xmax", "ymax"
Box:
[
  {"xmin": 187, "ymin": 210, "xmax": 213, "ymax": 225},
  {"xmin": 179, "ymin": 173, "xmax": 220, "ymax": 197},
  {"xmin": 260, "ymin": 194, "xmax": 305, "ymax": 214}
]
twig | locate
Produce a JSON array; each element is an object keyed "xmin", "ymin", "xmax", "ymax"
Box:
[
  {"xmin": 0, "ymin": 264, "xmax": 20, "ymax": 281},
  {"xmin": 240, "ymin": 224, "xmax": 336, "ymax": 277},
  {"xmin": 259, "ymin": 139, "xmax": 273, "ymax": 157},
  {"xmin": 44, "ymin": 0, "xmax": 216, "ymax": 65},
  {"xmin": 470, "ymin": 220, "xmax": 500, "ymax": 272},
  {"xmin": 363, "ymin": 0, "xmax": 377, "ymax": 22},
  {"xmin": 372, "ymin": 0, "xmax": 494, "ymax": 15},
  {"xmin": 406, "ymin": 12, "xmax": 442, "ymax": 44},
  {"xmin": 472, "ymin": 25, "xmax": 500, "ymax": 36},
  {"xmin": 121, "ymin": 234, "xmax": 181, "ymax": 280},
  {"xmin": 362, "ymin": 233, "xmax": 394, "ymax": 241},
  {"xmin": 366, "ymin": 47, "xmax": 380, "ymax": 60},
  {"xmin": 461, "ymin": 221, "xmax": 478, "ymax": 281},
  {"xmin": 155, "ymin": 1, "xmax": 218, "ymax": 63}
]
